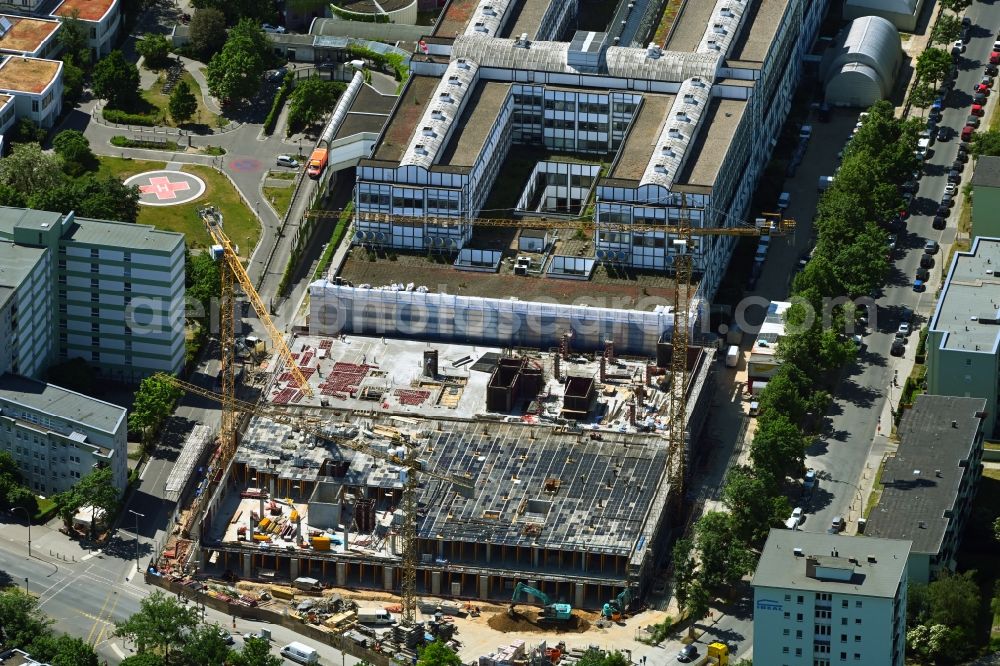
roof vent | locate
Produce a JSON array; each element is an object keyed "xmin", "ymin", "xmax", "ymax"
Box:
[
  {"xmin": 935, "ymin": 469, "xmax": 942, "ymax": 477},
  {"xmin": 683, "ymin": 93, "xmax": 697, "ymax": 105},
  {"xmin": 952, "ymin": 420, "xmax": 958, "ymax": 428},
  {"xmin": 653, "ymin": 163, "xmax": 668, "ymax": 174},
  {"xmin": 675, "ymin": 111, "xmax": 690, "ymax": 122},
  {"xmin": 712, "ymin": 22, "xmax": 726, "ymax": 34},
  {"xmin": 514, "ymin": 32, "xmax": 530, "ymax": 48},
  {"xmin": 691, "ymin": 77, "xmax": 704, "ymax": 86},
  {"xmin": 971, "ymin": 315, "xmax": 979, "ymax": 321},
  {"xmin": 793, "ymin": 547, "xmax": 803, "ymax": 557},
  {"xmin": 414, "ymin": 144, "xmax": 428, "ymax": 154},
  {"xmin": 481, "ymin": 4, "xmax": 496, "ymax": 15},
  {"xmin": 473, "ymin": 21, "xmax": 488, "ymax": 33},
  {"xmin": 438, "ymin": 92, "xmax": 454, "ymax": 103},
  {"xmin": 867, "ymin": 555, "xmax": 876, "ymax": 563},
  {"xmin": 421, "ymin": 126, "xmax": 435, "ymax": 137},
  {"xmin": 660, "ymin": 145, "xmax": 677, "ymax": 158},
  {"xmin": 914, "ymin": 469, "xmax": 921, "ymax": 476},
  {"xmin": 431, "ymin": 109, "xmax": 446, "ymax": 120},
  {"xmin": 448, "ymin": 76, "xmax": 462, "ymax": 85},
  {"xmin": 831, "ymin": 549, "xmax": 838, "ymax": 557},
  {"xmin": 667, "ymin": 128, "xmax": 682, "ymax": 139},
  {"xmin": 706, "ymin": 39, "xmax": 721, "ymax": 50},
  {"xmin": 918, "ymin": 520, "xmax": 927, "ymax": 529},
  {"xmin": 720, "ymin": 5, "xmax": 734, "ymax": 17},
  {"xmin": 456, "ymin": 58, "xmax": 470, "ymax": 69},
  {"xmin": 646, "ymin": 43, "xmax": 662, "ymax": 59}
]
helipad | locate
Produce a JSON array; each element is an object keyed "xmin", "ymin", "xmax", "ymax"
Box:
[{"xmin": 125, "ymin": 169, "xmax": 206, "ymax": 207}]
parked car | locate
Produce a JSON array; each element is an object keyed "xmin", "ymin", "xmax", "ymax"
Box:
[
  {"xmin": 975, "ymin": 92, "xmax": 988, "ymax": 106},
  {"xmin": 948, "ymin": 169, "xmax": 962, "ymax": 184},
  {"xmin": 988, "ymin": 64, "xmax": 1000, "ymax": 76},
  {"xmin": 887, "ymin": 233, "xmax": 897, "ymax": 251},
  {"xmin": 262, "ymin": 23, "xmax": 286, "ymax": 33},
  {"xmin": 962, "ymin": 125, "xmax": 975, "ymax": 142},
  {"xmin": 916, "ymin": 266, "xmax": 930, "ymax": 281},
  {"xmin": 830, "ymin": 516, "xmax": 845, "ymax": 533},
  {"xmin": 804, "ymin": 469, "xmax": 817, "ymax": 490},
  {"xmin": 945, "ymin": 182, "xmax": 957, "ymax": 196},
  {"xmin": 973, "ymin": 103, "xmax": 986, "ymax": 116},
  {"xmin": 891, "ymin": 339, "xmax": 906, "ymax": 356},
  {"xmin": 937, "ymin": 126, "xmax": 954, "ymax": 141},
  {"xmin": 276, "ymin": 155, "xmax": 299, "ymax": 168},
  {"xmin": 785, "ymin": 507, "xmax": 804, "ymax": 530},
  {"xmin": 991, "ymin": 51, "xmax": 1000, "ymax": 65},
  {"xmin": 920, "ymin": 253, "xmax": 935, "ymax": 268},
  {"xmin": 968, "ymin": 115, "xmax": 981, "ymax": 128},
  {"xmin": 981, "ymin": 75, "xmax": 994, "ymax": 87},
  {"xmin": 953, "ymin": 40, "xmax": 966, "ymax": 55},
  {"xmin": 898, "ymin": 322, "xmax": 912, "ymax": 337},
  {"xmin": 925, "ymin": 239, "xmax": 940, "ymax": 254},
  {"xmin": 937, "ymin": 205, "xmax": 951, "ymax": 218},
  {"xmin": 956, "ymin": 147, "xmax": 969, "ymax": 162},
  {"xmin": 677, "ymin": 644, "xmax": 698, "ymax": 662},
  {"xmin": 942, "ymin": 194, "xmax": 954, "ymax": 209},
  {"xmin": 975, "ymin": 82, "xmax": 991, "ymax": 95},
  {"xmin": 933, "ymin": 215, "xmax": 947, "ymax": 229}
]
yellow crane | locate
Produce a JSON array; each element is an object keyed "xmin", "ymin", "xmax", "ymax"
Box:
[
  {"xmin": 304, "ymin": 207, "xmax": 794, "ymax": 511},
  {"xmin": 159, "ymin": 374, "xmax": 474, "ymax": 626},
  {"xmin": 200, "ymin": 205, "xmax": 313, "ymax": 463}
]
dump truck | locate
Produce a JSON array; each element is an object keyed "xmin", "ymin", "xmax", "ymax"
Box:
[
  {"xmin": 696, "ymin": 642, "xmax": 729, "ymax": 665},
  {"xmin": 307, "ymin": 147, "xmax": 328, "ymax": 179}
]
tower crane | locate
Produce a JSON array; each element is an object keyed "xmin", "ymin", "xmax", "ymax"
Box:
[
  {"xmin": 303, "ymin": 207, "xmax": 794, "ymax": 512},
  {"xmin": 158, "ymin": 374, "xmax": 474, "ymax": 626}
]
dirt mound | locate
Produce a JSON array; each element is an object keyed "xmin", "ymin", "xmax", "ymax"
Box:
[{"xmin": 488, "ymin": 610, "xmax": 590, "ymax": 633}]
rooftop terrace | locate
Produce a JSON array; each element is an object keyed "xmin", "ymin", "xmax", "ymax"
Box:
[
  {"xmin": 929, "ymin": 236, "xmax": 1000, "ymax": 353},
  {"xmin": 728, "ymin": 0, "xmax": 791, "ymax": 63},
  {"xmin": 435, "ymin": 0, "xmax": 480, "ymax": 37},
  {"xmin": 0, "ymin": 56, "xmax": 59, "ymax": 94}
]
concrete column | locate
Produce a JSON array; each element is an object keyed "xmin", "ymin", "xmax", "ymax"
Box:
[
  {"xmin": 336, "ymin": 562, "xmax": 347, "ymax": 586},
  {"xmin": 478, "ymin": 575, "xmax": 489, "ymax": 600},
  {"xmin": 532, "ymin": 547, "xmax": 540, "ymax": 568},
  {"xmin": 574, "ymin": 583, "xmax": 585, "ymax": 609},
  {"xmin": 432, "ymin": 571, "xmax": 442, "ymax": 596},
  {"xmin": 486, "ymin": 544, "xmax": 491, "ymax": 564},
  {"xmin": 437, "ymin": 541, "xmax": 444, "ymax": 557},
  {"xmin": 383, "ymin": 566, "xmax": 394, "ymax": 591},
  {"xmin": 289, "ymin": 558, "xmax": 299, "ymax": 580},
  {"xmin": 242, "ymin": 553, "xmax": 252, "ymax": 579}
]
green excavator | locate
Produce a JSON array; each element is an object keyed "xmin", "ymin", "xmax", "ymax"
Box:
[{"xmin": 508, "ymin": 582, "xmax": 572, "ymax": 622}]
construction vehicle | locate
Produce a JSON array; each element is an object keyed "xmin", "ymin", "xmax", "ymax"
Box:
[
  {"xmin": 601, "ymin": 587, "xmax": 633, "ymax": 621},
  {"xmin": 696, "ymin": 642, "xmax": 729, "ymax": 666},
  {"xmin": 508, "ymin": 582, "xmax": 572, "ymax": 622},
  {"xmin": 307, "ymin": 147, "xmax": 328, "ymax": 178},
  {"xmin": 160, "ymin": 374, "xmax": 474, "ymax": 627}
]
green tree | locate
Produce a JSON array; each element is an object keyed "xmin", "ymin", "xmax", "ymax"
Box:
[
  {"xmin": 926, "ymin": 570, "xmax": 980, "ymax": 632},
  {"xmin": 940, "ymin": 0, "xmax": 972, "ymax": 12},
  {"xmin": 57, "ymin": 11, "xmax": 90, "ymax": 68},
  {"xmin": 908, "ymin": 83, "xmax": 936, "ymax": 114},
  {"xmin": 28, "ymin": 634, "xmax": 99, "ymax": 666},
  {"xmin": 672, "ymin": 537, "xmax": 696, "ymax": 616},
  {"xmin": 694, "ymin": 512, "xmax": 756, "ymax": 591},
  {"xmin": 61, "ymin": 55, "xmax": 85, "ymax": 104},
  {"xmin": 0, "ymin": 143, "xmax": 65, "ymax": 197},
  {"xmin": 27, "ymin": 174, "xmax": 141, "ymax": 224},
  {"xmin": 129, "ymin": 374, "xmax": 184, "ymax": 451},
  {"xmin": 114, "ymin": 591, "xmax": 198, "ymax": 659},
  {"xmin": 747, "ymin": 413, "xmax": 806, "ymax": 484},
  {"xmin": 0, "ymin": 183, "xmax": 25, "ymax": 207},
  {"xmin": 286, "ymin": 77, "xmax": 345, "ymax": 134},
  {"xmin": 180, "ymin": 624, "xmax": 233, "ymax": 666},
  {"xmin": 932, "ymin": 13, "xmax": 962, "ymax": 45},
  {"xmin": 119, "ymin": 654, "xmax": 165, "ymax": 666},
  {"xmin": 206, "ymin": 20, "xmax": 269, "ymax": 103},
  {"xmin": 916, "ymin": 48, "xmax": 954, "ymax": 86},
  {"xmin": 189, "ymin": 8, "xmax": 227, "ymax": 60},
  {"xmin": 136, "ymin": 33, "xmax": 172, "ymax": 69},
  {"xmin": 74, "ymin": 466, "xmax": 121, "ymax": 537},
  {"xmin": 722, "ymin": 465, "xmax": 790, "ymax": 544},
  {"xmin": 971, "ymin": 129, "xmax": 1000, "ymax": 157},
  {"xmin": 0, "ymin": 588, "xmax": 53, "ymax": 650},
  {"xmin": 92, "ymin": 50, "xmax": 140, "ymax": 109},
  {"xmin": 230, "ymin": 636, "xmax": 282, "ymax": 666},
  {"xmin": 685, "ymin": 579, "xmax": 711, "ymax": 638},
  {"xmin": 907, "ymin": 623, "xmax": 969, "ymax": 664},
  {"xmin": 416, "ymin": 640, "xmax": 463, "ymax": 666},
  {"xmin": 8, "ymin": 117, "xmax": 47, "ymax": 145},
  {"xmin": 575, "ymin": 650, "xmax": 630, "ymax": 666},
  {"xmin": 169, "ymin": 80, "xmax": 199, "ymax": 124},
  {"xmin": 186, "ymin": 250, "xmax": 221, "ymax": 312},
  {"xmin": 53, "ymin": 129, "xmax": 97, "ymax": 176}
]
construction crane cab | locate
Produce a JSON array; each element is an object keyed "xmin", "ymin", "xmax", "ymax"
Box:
[
  {"xmin": 601, "ymin": 587, "xmax": 633, "ymax": 621},
  {"xmin": 509, "ymin": 582, "xmax": 572, "ymax": 622}
]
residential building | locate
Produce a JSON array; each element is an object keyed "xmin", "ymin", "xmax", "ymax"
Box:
[
  {"xmin": 0, "ymin": 242, "xmax": 54, "ymax": 379},
  {"xmin": 0, "ymin": 207, "xmax": 186, "ymax": 383},
  {"xmin": 970, "ymin": 156, "xmax": 1000, "ymax": 239},
  {"xmin": 50, "ymin": 0, "xmax": 120, "ymax": 60},
  {"xmin": 0, "ymin": 372, "xmax": 127, "ymax": 496},
  {"xmin": 752, "ymin": 529, "xmax": 910, "ymax": 666},
  {"xmin": 865, "ymin": 395, "xmax": 986, "ymax": 583},
  {"xmin": 0, "ymin": 15, "xmax": 61, "ymax": 58},
  {"xmin": 0, "ymin": 54, "xmax": 61, "ymax": 128},
  {"xmin": 926, "ymin": 236, "xmax": 1000, "ymax": 436}
]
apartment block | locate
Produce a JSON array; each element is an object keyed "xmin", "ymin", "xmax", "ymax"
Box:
[
  {"xmin": 0, "ymin": 207, "xmax": 186, "ymax": 383},
  {"xmin": 752, "ymin": 529, "xmax": 910, "ymax": 666},
  {"xmin": 0, "ymin": 54, "xmax": 61, "ymax": 127},
  {"xmin": 0, "ymin": 372, "xmax": 127, "ymax": 495},
  {"xmin": 0, "ymin": 15, "xmax": 61, "ymax": 58},
  {"xmin": 865, "ymin": 395, "xmax": 987, "ymax": 583},
  {"xmin": 50, "ymin": 0, "xmax": 120, "ymax": 60},
  {"xmin": 0, "ymin": 242, "xmax": 54, "ymax": 379},
  {"xmin": 926, "ymin": 236, "xmax": 1000, "ymax": 436}
]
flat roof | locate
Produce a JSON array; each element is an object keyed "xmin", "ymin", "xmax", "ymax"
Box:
[
  {"xmin": 972, "ymin": 155, "xmax": 1000, "ymax": 188},
  {"xmin": 865, "ymin": 395, "xmax": 986, "ymax": 555},
  {"xmin": 68, "ymin": 216, "xmax": 185, "ymax": 253},
  {"xmin": 438, "ymin": 80, "xmax": 511, "ymax": 168},
  {"xmin": 679, "ymin": 97, "xmax": 747, "ymax": 187},
  {"xmin": 0, "ymin": 242, "xmax": 45, "ymax": 309},
  {"xmin": 753, "ymin": 529, "xmax": 910, "ymax": 599},
  {"xmin": 609, "ymin": 93, "xmax": 674, "ymax": 181},
  {"xmin": 929, "ymin": 236, "xmax": 1000, "ymax": 353},
  {"xmin": 435, "ymin": 0, "xmax": 480, "ymax": 37},
  {"xmin": 51, "ymin": 0, "xmax": 118, "ymax": 22},
  {"xmin": 334, "ymin": 113, "xmax": 391, "ymax": 141},
  {"xmin": 0, "ymin": 16, "xmax": 60, "ymax": 55},
  {"xmin": 729, "ymin": 0, "xmax": 791, "ymax": 62},
  {"xmin": 0, "ymin": 372, "xmax": 126, "ymax": 435},
  {"xmin": 502, "ymin": 0, "xmax": 552, "ymax": 40},
  {"xmin": 371, "ymin": 75, "xmax": 439, "ymax": 163},
  {"xmin": 662, "ymin": 0, "xmax": 716, "ymax": 52},
  {"xmin": 0, "ymin": 56, "xmax": 59, "ymax": 94},
  {"xmin": 337, "ymin": 0, "xmax": 412, "ymax": 11}
]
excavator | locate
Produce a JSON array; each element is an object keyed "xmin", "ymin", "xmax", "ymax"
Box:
[
  {"xmin": 508, "ymin": 582, "xmax": 572, "ymax": 623},
  {"xmin": 601, "ymin": 588, "xmax": 633, "ymax": 622}
]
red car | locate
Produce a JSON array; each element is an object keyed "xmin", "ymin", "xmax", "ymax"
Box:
[
  {"xmin": 992, "ymin": 51, "xmax": 1000, "ymax": 65},
  {"xmin": 973, "ymin": 104, "xmax": 985, "ymax": 116},
  {"xmin": 975, "ymin": 83, "xmax": 991, "ymax": 95}
]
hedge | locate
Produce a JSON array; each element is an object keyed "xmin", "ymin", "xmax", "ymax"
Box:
[
  {"xmin": 103, "ymin": 107, "xmax": 159, "ymax": 126},
  {"xmin": 347, "ymin": 46, "xmax": 409, "ymax": 82},
  {"xmin": 331, "ymin": 3, "xmax": 389, "ymax": 22},
  {"xmin": 313, "ymin": 202, "xmax": 353, "ymax": 280},
  {"xmin": 263, "ymin": 71, "xmax": 295, "ymax": 136},
  {"xmin": 111, "ymin": 135, "xmax": 179, "ymax": 151}
]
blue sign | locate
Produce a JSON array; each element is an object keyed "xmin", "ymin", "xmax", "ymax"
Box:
[{"xmin": 756, "ymin": 598, "xmax": 783, "ymax": 612}]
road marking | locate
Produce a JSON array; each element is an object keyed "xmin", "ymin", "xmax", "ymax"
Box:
[
  {"xmin": 94, "ymin": 588, "xmax": 122, "ymax": 646},
  {"xmin": 111, "ymin": 643, "xmax": 126, "ymax": 660},
  {"xmin": 81, "ymin": 550, "xmax": 103, "ymax": 561},
  {"xmin": 86, "ymin": 584, "xmax": 117, "ymax": 645}
]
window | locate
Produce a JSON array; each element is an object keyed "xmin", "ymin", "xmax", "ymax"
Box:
[
  {"xmin": 796, "ymin": 648, "xmax": 802, "ymax": 657},
  {"xmin": 853, "ymin": 655, "xmax": 860, "ymax": 661},
  {"xmin": 854, "ymin": 636, "xmax": 860, "ymax": 642},
  {"xmin": 785, "ymin": 595, "xmax": 791, "ymax": 602},
  {"xmin": 784, "ymin": 612, "xmax": 791, "ymax": 620},
  {"xmin": 855, "ymin": 601, "xmax": 862, "ymax": 609},
  {"xmin": 797, "ymin": 613, "xmax": 803, "ymax": 622},
  {"xmin": 841, "ymin": 600, "xmax": 848, "ymax": 608},
  {"xmin": 31, "ymin": 99, "xmax": 38, "ymax": 112},
  {"xmin": 783, "ymin": 629, "xmax": 790, "ymax": 636},
  {"xmin": 797, "ymin": 596, "xmax": 804, "ymax": 604},
  {"xmin": 840, "ymin": 653, "xmax": 846, "ymax": 662},
  {"xmin": 840, "ymin": 634, "xmax": 847, "ymax": 643},
  {"xmin": 796, "ymin": 630, "xmax": 803, "ymax": 639},
  {"xmin": 783, "ymin": 647, "xmax": 789, "ymax": 654},
  {"xmin": 854, "ymin": 618, "xmax": 862, "ymax": 624},
  {"xmin": 817, "ymin": 593, "xmax": 832, "ymax": 601},
  {"xmin": 841, "ymin": 618, "xmax": 847, "ymax": 625}
]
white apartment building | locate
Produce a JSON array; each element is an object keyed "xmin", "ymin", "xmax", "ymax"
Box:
[
  {"xmin": 51, "ymin": 0, "xmax": 121, "ymax": 60},
  {"xmin": 752, "ymin": 529, "xmax": 910, "ymax": 666},
  {"xmin": 0, "ymin": 372, "xmax": 127, "ymax": 495},
  {"xmin": 0, "ymin": 54, "xmax": 62, "ymax": 128},
  {"xmin": 0, "ymin": 242, "xmax": 54, "ymax": 379}
]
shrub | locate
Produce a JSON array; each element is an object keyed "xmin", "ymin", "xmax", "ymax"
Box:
[
  {"xmin": 110, "ymin": 135, "xmax": 180, "ymax": 151},
  {"xmin": 103, "ymin": 108, "xmax": 159, "ymax": 126},
  {"xmin": 314, "ymin": 202, "xmax": 353, "ymax": 279},
  {"xmin": 263, "ymin": 70, "xmax": 295, "ymax": 136}
]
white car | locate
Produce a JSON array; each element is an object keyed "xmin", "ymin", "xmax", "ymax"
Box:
[
  {"xmin": 945, "ymin": 182, "xmax": 957, "ymax": 196},
  {"xmin": 785, "ymin": 507, "xmax": 804, "ymax": 530},
  {"xmin": 898, "ymin": 322, "xmax": 912, "ymax": 337},
  {"xmin": 262, "ymin": 23, "xmax": 286, "ymax": 33}
]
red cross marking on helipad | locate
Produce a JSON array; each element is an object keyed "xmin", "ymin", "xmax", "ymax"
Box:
[{"xmin": 139, "ymin": 176, "xmax": 191, "ymax": 200}]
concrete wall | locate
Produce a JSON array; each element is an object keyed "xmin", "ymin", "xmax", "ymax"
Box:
[{"xmin": 972, "ymin": 183, "xmax": 1000, "ymax": 239}]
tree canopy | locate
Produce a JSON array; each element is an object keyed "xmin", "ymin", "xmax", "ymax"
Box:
[
  {"xmin": 416, "ymin": 641, "xmax": 463, "ymax": 666},
  {"xmin": 28, "ymin": 634, "xmax": 99, "ymax": 666},
  {"xmin": 169, "ymin": 80, "xmax": 199, "ymax": 124},
  {"xmin": 53, "ymin": 130, "xmax": 97, "ymax": 177},
  {"xmin": 92, "ymin": 50, "xmax": 141, "ymax": 109},
  {"xmin": 916, "ymin": 48, "xmax": 953, "ymax": 86},
  {"xmin": 189, "ymin": 8, "xmax": 227, "ymax": 59},
  {"xmin": 136, "ymin": 33, "xmax": 172, "ymax": 69},
  {"xmin": 286, "ymin": 77, "xmax": 346, "ymax": 135},
  {"xmin": 180, "ymin": 624, "xmax": 233, "ymax": 666},
  {"xmin": 0, "ymin": 588, "xmax": 53, "ymax": 650},
  {"xmin": 129, "ymin": 374, "xmax": 184, "ymax": 450},
  {"xmin": 206, "ymin": 20, "xmax": 269, "ymax": 103},
  {"xmin": 932, "ymin": 14, "xmax": 962, "ymax": 45},
  {"xmin": 114, "ymin": 591, "xmax": 199, "ymax": 659},
  {"xmin": 230, "ymin": 636, "xmax": 282, "ymax": 666},
  {"xmin": 0, "ymin": 143, "xmax": 64, "ymax": 195},
  {"xmin": 574, "ymin": 650, "xmax": 630, "ymax": 666}
]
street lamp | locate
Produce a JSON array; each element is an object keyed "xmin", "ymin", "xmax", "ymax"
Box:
[
  {"xmin": 11, "ymin": 506, "xmax": 30, "ymax": 557},
  {"xmin": 129, "ymin": 510, "xmax": 145, "ymax": 572}
]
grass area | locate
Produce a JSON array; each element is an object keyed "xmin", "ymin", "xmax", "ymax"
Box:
[
  {"xmin": 142, "ymin": 71, "xmax": 220, "ymax": 129},
  {"xmin": 651, "ymin": 0, "xmax": 685, "ymax": 46},
  {"xmin": 97, "ymin": 156, "xmax": 259, "ymax": 250},
  {"xmin": 269, "ymin": 171, "xmax": 296, "ymax": 180},
  {"xmin": 34, "ymin": 497, "xmax": 55, "ymax": 523},
  {"xmin": 264, "ymin": 185, "xmax": 294, "ymax": 218},
  {"xmin": 863, "ymin": 456, "xmax": 888, "ymax": 518}
]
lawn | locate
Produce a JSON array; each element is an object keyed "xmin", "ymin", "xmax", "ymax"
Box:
[
  {"xmin": 142, "ymin": 71, "xmax": 220, "ymax": 129},
  {"xmin": 264, "ymin": 185, "xmax": 294, "ymax": 218},
  {"xmin": 34, "ymin": 497, "xmax": 56, "ymax": 522},
  {"xmin": 97, "ymin": 156, "xmax": 260, "ymax": 251}
]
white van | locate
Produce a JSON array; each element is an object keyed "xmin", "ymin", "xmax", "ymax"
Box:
[
  {"xmin": 357, "ymin": 607, "xmax": 393, "ymax": 625},
  {"xmin": 280, "ymin": 642, "xmax": 319, "ymax": 664}
]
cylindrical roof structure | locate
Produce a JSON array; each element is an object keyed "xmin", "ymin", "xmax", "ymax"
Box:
[{"xmin": 821, "ymin": 15, "xmax": 901, "ymax": 106}]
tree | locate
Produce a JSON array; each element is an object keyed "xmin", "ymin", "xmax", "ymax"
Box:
[
  {"xmin": 909, "ymin": 83, "xmax": 936, "ymax": 114},
  {"xmin": 230, "ymin": 636, "xmax": 282, "ymax": 666},
  {"xmin": 926, "ymin": 570, "xmax": 980, "ymax": 632},
  {"xmin": 119, "ymin": 654, "xmax": 165, "ymax": 666},
  {"xmin": 187, "ymin": 250, "xmax": 221, "ymax": 311},
  {"xmin": 206, "ymin": 20, "xmax": 270, "ymax": 103},
  {"xmin": 932, "ymin": 13, "xmax": 962, "ymax": 45},
  {"xmin": 0, "ymin": 143, "xmax": 64, "ymax": 197},
  {"xmin": 8, "ymin": 117, "xmax": 47, "ymax": 145},
  {"xmin": 57, "ymin": 11, "xmax": 90, "ymax": 69},
  {"xmin": 92, "ymin": 50, "xmax": 140, "ymax": 109},
  {"xmin": 685, "ymin": 579, "xmax": 711, "ymax": 637},
  {"xmin": 169, "ymin": 80, "xmax": 199, "ymax": 124},
  {"xmin": 180, "ymin": 624, "xmax": 233, "ymax": 666},
  {"xmin": 907, "ymin": 623, "xmax": 968, "ymax": 664},
  {"xmin": 722, "ymin": 465, "xmax": 790, "ymax": 544},
  {"xmin": 192, "ymin": 0, "xmax": 275, "ymax": 24},
  {"xmin": 188, "ymin": 8, "xmax": 227, "ymax": 60},
  {"xmin": 0, "ymin": 588, "xmax": 53, "ymax": 650},
  {"xmin": 940, "ymin": 0, "xmax": 972, "ymax": 12},
  {"xmin": 694, "ymin": 512, "xmax": 756, "ymax": 591},
  {"xmin": 53, "ymin": 130, "xmax": 97, "ymax": 176},
  {"xmin": 75, "ymin": 466, "xmax": 121, "ymax": 536},
  {"xmin": 916, "ymin": 48, "xmax": 954, "ymax": 87},
  {"xmin": 28, "ymin": 634, "xmax": 99, "ymax": 666},
  {"xmin": 0, "ymin": 183, "xmax": 25, "ymax": 208},
  {"xmin": 27, "ymin": 174, "xmax": 141, "ymax": 224},
  {"xmin": 575, "ymin": 650, "xmax": 630, "ymax": 666},
  {"xmin": 114, "ymin": 591, "xmax": 198, "ymax": 659},
  {"xmin": 129, "ymin": 374, "xmax": 184, "ymax": 450},
  {"xmin": 286, "ymin": 77, "xmax": 345, "ymax": 135},
  {"xmin": 971, "ymin": 129, "xmax": 1000, "ymax": 157},
  {"xmin": 61, "ymin": 56, "xmax": 85, "ymax": 104},
  {"xmin": 748, "ymin": 413, "xmax": 809, "ymax": 481},
  {"xmin": 136, "ymin": 33, "xmax": 172, "ymax": 69},
  {"xmin": 672, "ymin": 537, "xmax": 696, "ymax": 616}
]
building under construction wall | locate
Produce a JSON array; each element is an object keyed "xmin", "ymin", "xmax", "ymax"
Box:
[{"xmin": 196, "ymin": 334, "xmax": 716, "ymax": 609}]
